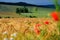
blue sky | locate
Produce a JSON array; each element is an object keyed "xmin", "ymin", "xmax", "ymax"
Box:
[{"xmin": 0, "ymin": 0, "xmax": 57, "ymax": 5}]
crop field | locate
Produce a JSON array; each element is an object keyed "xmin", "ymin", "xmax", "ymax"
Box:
[{"xmin": 0, "ymin": 18, "xmax": 59, "ymax": 40}]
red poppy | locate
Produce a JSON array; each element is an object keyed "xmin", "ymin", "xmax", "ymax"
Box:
[
  {"xmin": 34, "ymin": 28, "xmax": 40, "ymax": 35},
  {"xmin": 44, "ymin": 21, "xmax": 49, "ymax": 25},
  {"xmin": 34, "ymin": 24, "xmax": 41, "ymax": 35},
  {"xmin": 35, "ymin": 24, "xmax": 41, "ymax": 27},
  {"xmin": 51, "ymin": 11, "xmax": 59, "ymax": 21}
]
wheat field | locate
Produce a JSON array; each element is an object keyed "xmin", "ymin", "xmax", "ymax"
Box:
[{"xmin": 0, "ymin": 18, "xmax": 59, "ymax": 40}]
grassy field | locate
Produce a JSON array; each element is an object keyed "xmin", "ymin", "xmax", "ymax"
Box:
[{"xmin": 0, "ymin": 4, "xmax": 55, "ymax": 18}]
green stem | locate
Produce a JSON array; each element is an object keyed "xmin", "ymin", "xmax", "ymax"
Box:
[
  {"xmin": 54, "ymin": 0, "xmax": 59, "ymax": 11},
  {"xmin": 54, "ymin": 0, "xmax": 60, "ymax": 38}
]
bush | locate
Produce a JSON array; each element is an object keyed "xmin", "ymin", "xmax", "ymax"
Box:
[
  {"xmin": 29, "ymin": 16, "xmax": 37, "ymax": 18},
  {"xmin": 33, "ymin": 16, "xmax": 37, "ymax": 18},
  {"xmin": 0, "ymin": 16, "xmax": 2, "ymax": 18},
  {"xmin": 4, "ymin": 16, "xmax": 10, "ymax": 18},
  {"xmin": 29, "ymin": 16, "xmax": 33, "ymax": 18}
]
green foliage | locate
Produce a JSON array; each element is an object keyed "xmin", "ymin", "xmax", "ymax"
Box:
[
  {"xmin": 0, "ymin": 4, "xmax": 55, "ymax": 18},
  {"xmin": 23, "ymin": 6, "xmax": 29, "ymax": 13},
  {"xmin": 4, "ymin": 16, "xmax": 10, "ymax": 18},
  {"xmin": 57, "ymin": 21, "xmax": 60, "ymax": 32},
  {"xmin": 54, "ymin": 0, "xmax": 60, "ymax": 11},
  {"xmin": 16, "ymin": 7, "xmax": 31, "ymax": 15},
  {"xmin": 16, "ymin": 8, "xmax": 20, "ymax": 14},
  {"xmin": 29, "ymin": 15, "xmax": 37, "ymax": 18},
  {"xmin": 0, "ymin": 16, "xmax": 2, "ymax": 18}
]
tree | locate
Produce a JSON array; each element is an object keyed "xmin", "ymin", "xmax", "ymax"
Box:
[
  {"xmin": 23, "ymin": 6, "xmax": 29, "ymax": 13},
  {"xmin": 20, "ymin": 8, "xmax": 24, "ymax": 13},
  {"xmin": 25, "ymin": 7, "xmax": 29, "ymax": 13},
  {"xmin": 16, "ymin": 8, "xmax": 20, "ymax": 14}
]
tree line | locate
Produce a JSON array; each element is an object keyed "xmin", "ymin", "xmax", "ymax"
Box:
[{"xmin": 16, "ymin": 7, "xmax": 30, "ymax": 14}]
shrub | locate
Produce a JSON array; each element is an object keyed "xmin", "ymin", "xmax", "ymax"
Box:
[
  {"xmin": 0, "ymin": 16, "xmax": 2, "ymax": 18},
  {"xmin": 29, "ymin": 16, "xmax": 37, "ymax": 18},
  {"xmin": 29, "ymin": 16, "xmax": 33, "ymax": 18},
  {"xmin": 4, "ymin": 16, "xmax": 10, "ymax": 18},
  {"xmin": 33, "ymin": 16, "xmax": 37, "ymax": 18}
]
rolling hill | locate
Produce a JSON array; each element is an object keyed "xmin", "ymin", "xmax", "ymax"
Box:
[{"xmin": 0, "ymin": 2, "xmax": 55, "ymax": 8}]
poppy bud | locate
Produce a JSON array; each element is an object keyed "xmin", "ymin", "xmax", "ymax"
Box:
[
  {"xmin": 35, "ymin": 24, "xmax": 41, "ymax": 27},
  {"xmin": 51, "ymin": 11, "xmax": 59, "ymax": 21},
  {"xmin": 34, "ymin": 28, "xmax": 40, "ymax": 35},
  {"xmin": 44, "ymin": 21, "xmax": 49, "ymax": 25}
]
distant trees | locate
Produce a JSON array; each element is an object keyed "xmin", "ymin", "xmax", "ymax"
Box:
[
  {"xmin": 16, "ymin": 7, "xmax": 30, "ymax": 14},
  {"xmin": 0, "ymin": 16, "xmax": 2, "ymax": 18},
  {"xmin": 5, "ymin": 16, "xmax": 10, "ymax": 18},
  {"xmin": 16, "ymin": 8, "xmax": 20, "ymax": 13},
  {"xmin": 24, "ymin": 7, "xmax": 29, "ymax": 13},
  {"xmin": 29, "ymin": 15, "xmax": 37, "ymax": 18}
]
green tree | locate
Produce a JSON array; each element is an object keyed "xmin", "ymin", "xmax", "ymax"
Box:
[
  {"xmin": 16, "ymin": 8, "xmax": 20, "ymax": 14},
  {"xmin": 23, "ymin": 6, "xmax": 29, "ymax": 13}
]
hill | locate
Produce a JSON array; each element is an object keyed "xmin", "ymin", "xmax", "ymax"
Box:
[{"xmin": 0, "ymin": 2, "xmax": 55, "ymax": 8}]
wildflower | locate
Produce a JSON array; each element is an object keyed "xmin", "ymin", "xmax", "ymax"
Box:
[
  {"xmin": 34, "ymin": 24, "xmax": 41, "ymax": 35},
  {"xmin": 35, "ymin": 24, "xmax": 41, "ymax": 27},
  {"xmin": 11, "ymin": 32, "xmax": 17, "ymax": 37},
  {"xmin": 34, "ymin": 28, "xmax": 40, "ymax": 35},
  {"xmin": 44, "ymin": 21, "xmax": 49, "ymax": 25},
  {"xmin": 51, "ymin": 11, "xmax": 59, "ymax": 21},
  {"xmin": 10, "ymin": 38, "xmax": 14, "ymax": 40},
  {"xmin": 3, "ymin": 31, "xmax": 7, "ymax": 35},
  {"xmin": 4, "ymin": 38, "xmax": 8, "ymax": 40}
]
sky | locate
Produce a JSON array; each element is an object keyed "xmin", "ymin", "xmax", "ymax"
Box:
[{"xmin": 0, "ymin": 0, "xmax": 59, "ymax": 5}]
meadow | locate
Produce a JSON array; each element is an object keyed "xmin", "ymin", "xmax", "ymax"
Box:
[
  {"xmin": 0, "ymin": 4, "xmax": 60, "ymax": 40},
  {"xmin": 0, "ymin": 4, "xmax": 55, "ymax": 18}
]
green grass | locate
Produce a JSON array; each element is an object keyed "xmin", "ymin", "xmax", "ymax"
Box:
[{"xmin": 0, "ymin": 4, "xmax": 55, "ymax": 18}]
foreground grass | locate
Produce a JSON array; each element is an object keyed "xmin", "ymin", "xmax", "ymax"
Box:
[{"xmin": 0, "ymin": 18, "xmax": 59, "ymax": 40}]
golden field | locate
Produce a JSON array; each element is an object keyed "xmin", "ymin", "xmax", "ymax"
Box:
[{"xmin": 0, "ymin": 18, "xmax": 59, "ymax": 40}]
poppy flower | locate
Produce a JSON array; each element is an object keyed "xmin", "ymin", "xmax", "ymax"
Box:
[
  {"xmin": 34, "ymin": 24, "xmax": 41, "ymax": 35},
  {"xmin": 11, "ymin": 32, "xmax": 17, "ymax": 37},
  {"xmin": 51, "ymin": 11, "xmax": 59, "ymax": 21},
  {"xmin": 44, "ymin": 21, "xmax": 49, "ymax": 25},
  {"xmin": 34, "ymin": 28, "xmax": 40, "ymax": 35},
  {"xmin": 35, "ymin": 24, "xmax": 41, "ymax": 27}
]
